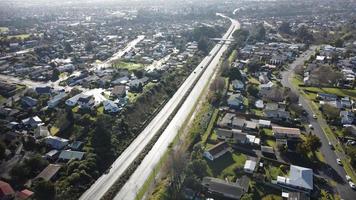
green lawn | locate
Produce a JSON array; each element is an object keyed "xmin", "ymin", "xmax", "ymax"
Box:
[
  {"xmin": 202, "ymin": 109, "xmax": 219, "ymax": 143},
  {"xmin": 228, "ymin": 50, "xmax": 237, "ymax": 63},
  {"xmin": 113, "ymin": 61, "xmax": 144, "ymax": 71},
  {"xmin": 207, "ymin": 151, "xmax": 247, "ymax": 179},
  {"xmin": 265, "ymin": 139, "xmax": 276, "ymax": 148},
  {"xmin": 127, "ymin": 92, "xmax": 140, "ymax": 103},
  {"xmin": 263, "ymin": 128, "xmax": 274, "ymax": 137},
  {"xmin": 97, "ymin": 106, "xmax": 104, "ymax": 115},
  {"xmin": 265, "ymin": 165, "xmax": 286, "ymax": 180},
  {"xmin": 4, "ymin": 34, "xmax": 30, "ymax": 40},
  {"xmin": 50, "ymin": 126, "xmax": 59, "ymax": 135},
  {"xmin": 303, "ymin": 87, "xmax": 356, "ymax": 99},
  {"xmin": 0, "ymin": 27, "xmax": 9, "ymax": 33},
  {"xmin": 0, "ymin": 95, "xmax": 6, "ymax": 104}
]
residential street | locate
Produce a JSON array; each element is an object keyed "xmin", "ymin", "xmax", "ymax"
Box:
[{"xmin": 281, "ymin": 46, "xmax": 356, "ymax": 200}]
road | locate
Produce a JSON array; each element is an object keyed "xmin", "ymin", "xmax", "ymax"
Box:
[
  {"xmin": 91, "ymin": 35, "xmax": 145, "ymax": 71},
  {"xmin": 79, "ymin": 14, "xmax": 239, "ymax": 200},
  {"xmin": 114, "ymin": 16, "xmax": 239, "ymax": 200},
  {"xmin": 281, "ymin": 46, "xmax": 356, "ymax": 200}
]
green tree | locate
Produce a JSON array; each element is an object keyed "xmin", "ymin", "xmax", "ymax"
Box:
[
  {"xmin": 187, "ymin": 159, "xmax": 210, "ymax": 179},
  {"xmin": 228, "ymin": 67, "xmax": 242, "ymax": 81},
  {"xmin": 278, "ymin": 21, "xmax": 291, "ymax": 34},
  {"xmin": 33, "ymin": 179, "xmax": 56, "ymax": 200},
  {"xmin": 304, "ymin": 134, "xmax": 322, "ymax": 152},
  {"xmin": 0, "ymin": 141, "xmax": 5, "ymax": 160},
  {"xmin": 198, "ymin": 37, "xmax": 209, "ymax": 55},
  {"xmin": 321, "ymin": 104, "xmax": 340, "ymax": 121}
]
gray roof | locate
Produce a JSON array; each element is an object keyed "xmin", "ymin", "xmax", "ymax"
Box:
[
  {"xmin": 59, "ymin": 150, "xmax": 85, "ymax": 161},
  {"xmin": 202, "ymin": 177, "xmax": 246, "ymax": 199},
  {"xmin": 288, "ymin": 165, "xmax": 313, "ymax": 190}
]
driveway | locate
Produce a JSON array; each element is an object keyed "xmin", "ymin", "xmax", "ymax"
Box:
[{"xmin": 281, "ymin": 46, "xmax": 356, "ymax": 200}]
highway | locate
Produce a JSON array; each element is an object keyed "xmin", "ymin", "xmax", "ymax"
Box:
[
  {"xmin": 281, "ymin": 46, "xmax": 356, "ymax": 200},
  {"xmin": 113, "ymin": 16, "xmax": 239, "ymax": 200},
  {"xmin": 79, "ymin": 14, "xmax": 239, "ymax": 200}
]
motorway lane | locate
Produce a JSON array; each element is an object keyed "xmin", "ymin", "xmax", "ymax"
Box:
[
  {"xmin": 281, "ymin": 46, "xmax": 356, "ymax": 200},
  {"xmin": 79, "ymin": 18, "xmax": 238, "ymax": 200},
  {"xmin": 114, "ymin": 18, "xmax": 239, "ymax": 200}
]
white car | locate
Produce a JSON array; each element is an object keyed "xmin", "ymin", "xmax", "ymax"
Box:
[
  {"xmin": 346, "ymin": 175, "xmax": 352, "ymax": 181},
  {"xmin": 336, "ymin": 158, "xmax": 342, "ymax": 165},
  {"xmin": 349, "ymin": 181, "xmax": 356, "ymax": 189},
  {"xmin": 313, "ymin": 114, "xmax": 317, "ymax": 119},
  {"xmin": 308, "ymin": 124, "xmax": 313, "ymax": 129}
]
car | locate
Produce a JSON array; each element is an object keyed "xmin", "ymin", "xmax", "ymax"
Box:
[
  {"xmin": 349, "ymin": 181, "xmax": 356, "ymax": 189},
  {"xmin": 313, "ymin": 114, "xmax": 317, "ymax": 119},
  {"xmin": 201, "ymin": 66, "xmax": 203, "ymax": 69},
  {"xmin": 308, "ymin": 124, "xmax": 313, "ymax": 129},
  {"xmin": 329, "ymin": 142, "xmax": 334, "ymax": 150},
  {"xmin": 194, "ymin": 71, "xmax": 196, "ymax": 74},
  {"xmin": 336, "ymin": 158, "xmax": 342, "ymax": 165},
  {"xmin": 298, "ymin": 103, "xmax": 302, "ymax": 107},
  {"xmin": 346, "ymin": 175, "xmax": 352, "ymax": 181}
]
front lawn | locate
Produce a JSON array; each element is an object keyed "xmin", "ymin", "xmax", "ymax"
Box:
[
  {"xmin": 113, "ymin": 61, "xmax": 144, "ymax": 71},
  {"xmin": 207, "ymin": 151, "xmax": 247, "ymax": 179}
]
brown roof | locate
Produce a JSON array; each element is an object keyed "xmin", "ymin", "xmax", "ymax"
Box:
[
  {"xmin": 208, "ymin": 142, "xmax": 229, "ymax": 156},
  {"xmin": 272, "ymin": 126, "xmax": 301, "ymax": 135},
  {"xmin": 35, "ymin": 164, "xmax": 61, "ymax": 181},
  {"xmin": 112, "ymin": 85, "xmax": 126, "ymax": 96}
]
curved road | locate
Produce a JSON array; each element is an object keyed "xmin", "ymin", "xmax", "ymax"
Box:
[{"xmin": 281, "ymin": 46, "xmax": 356, "ymax": 200}]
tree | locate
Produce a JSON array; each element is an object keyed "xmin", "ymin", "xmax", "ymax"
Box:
[
  {"xmin": 0, "ymin": 141, "xmax": 5, "ymax": 160},
  {"xmin": 247, "ymin": 85, "xmax": 259, "ymax": 97},
  {"xmin": 228, "ymin": 67, "xmax": 242, "ymax": 81},
  {"xmin": 294, "ymin": 65, "xmax": 305, "ymax": 77},
  {"xmin": 321, "ymin": 104, "xmax": 340, "ymax": 121},
  {"xmin": 278, "ymin": 21, "xmax": 291, "ymax": 34},
  {"xmin": 33, "ymin": 179, "xmax": 56, "ymax": 200},
  {"xmin": 252, "ymin": 23, "xmax": 266, "ymax": 42},
  {"xmin": 10, "ymin": 164, "xmax": 30, "ymax": 183},
  {"xmin": 187, "ymin": 159, "xmax": 210, "ymax": 179},
  {"xmin": 210, "ymin": 77, "xmax": 225, "ymax": 94},
  {"xmin": 64, "ymin": 42, "xmax": 73, "ymax": 53},
  {"xmin": 304, "ymin": 134, "xmax": 322, "ymax": 152},
  {"xmin": 333, "ymin": 38, "xmax": 344, "ymax": 48},
  {"xmin": 296, "ymin": 25, "xmax": 314, "ymax": 44},
  {"xmin": 51, "ymin": 68, "xmax": 60, "ymax": 81},
  {"xmin": 198, "ymin": 37, "xmax": 209, "ymax": 55},
  {"xmin": 247, "ymin": 60, "xmax": 261, "ymax": 73}
]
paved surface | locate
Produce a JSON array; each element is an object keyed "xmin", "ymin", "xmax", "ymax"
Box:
[
  {"xmin": 281, "ymin": 46, "xmax": 356, "ymax": 200},
  {"xmin": 113, "ymin": 15, "xmax": 239, "ymax": 200}
]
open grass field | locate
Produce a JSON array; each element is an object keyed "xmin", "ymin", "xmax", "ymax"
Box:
[
  {"xmin": 0, "ymin": 27, "xmax": 9, "ymax": 33},
  {"xmin": 3, "ymin": 34, "xmax": 31, "ymax": 40},
  {"xmin": 113, "ymin": 61, "xmax": 144, "ymax": 71}
]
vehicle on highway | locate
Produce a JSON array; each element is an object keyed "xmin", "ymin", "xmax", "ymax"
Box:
[
  {"xmin": 336, "ymin": 158, "xmax": 342, "ymax": 165},
  {"xmin": 346, "ymin": 175, "xmax": 352, "ymax": 181},
  {"xmin": 194, "ymin": 71, "xmax": 196, "ymax": 74},
  {"xmin": 329, "ymin": 142, "xmax": 334, "ymax": 150},
  {"xmin": 349, "ymin": 181, "xmax": 356, "ymax": 189},
  {"xmin": 313, "ymin": 114, "xmax": 317, "ymax": 119}
]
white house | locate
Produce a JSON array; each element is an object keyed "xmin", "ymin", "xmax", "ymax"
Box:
[
  {"xmin": 203, "ymin": 142, "xmax": 230, "ymax": 161},
  {"xmin": 48, "ymin": 92, "xmax": 67, "ymax": 108},
  {"xmin": 244, "ymin": 160, "xmax": 257, "ymax": 174},
  {"xmin": 276, "ymin": 165, "xmax": 313, "ymax": 193}
]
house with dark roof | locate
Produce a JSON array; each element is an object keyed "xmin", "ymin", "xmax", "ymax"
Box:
[
  {"xmin": 272, "ymin": 126, "xmax": 301, "ymax": 140},
  {"xmin": 316, "ymin": 93, "xmax": 337, "ymax": 101},
  {"xmin": 227, "ymin": 94, "xmax": 244, "ymax": 110},
  {"xmin": 111, "ymin": 85, "xmax": 126, "ymax": 98},
  {"xmin": 202, "ymin": 177, "xmax": 248, "ymax": 200},
  {"xmin": 203, "ymin": 142, "xmax": 230, "ymax": 161},
  {"xmin": 77, "ymin": 95, "xmax": 95, "ymax": 109},
  {"xmin": 21, "ymin": 96, "xmax": 38, "ymax": 108},
  {"xmin": 232, "ymin": 117, "xmax": 246, "ymax": 129},
  {"xmin": 35, "ymin": 86, "xmax": 52, "ymax": 95}
]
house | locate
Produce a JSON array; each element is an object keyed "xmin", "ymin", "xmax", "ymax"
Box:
[
  {"xmin": 216, "ymin": 128, "xmax": 233, "ymax": 140},
  {"xmin": 232, "ymin": 117, "xmax": 246, "ymax": 129},
  {"xmin": 244, "ymin": 121, "xmax": 258, "ymax": 133},
  {"xmin": 22, "ymin": 116, "xmax": 43, "ymax": 128},
  {"xmin": 0, "ymin": 181, "xmax": 15, "ymax": 200},
  {"xmin": 244, "ymin": 160, "xmax": 257, "ymax": 173},
  {"xmin": 34, "ymin": 125, "xmax": 50, "ymax": 139},
  {"xmin": 316, "ymin": 93, "xmax": 337, "ymax": 101},
  {"xmin": 77, "ymin": 95, "xmax": 95, "ymax": 109},
  {"xmin": 35, "ymin": 86, "xmax": 52, "ymax": 95},
  {"xmin": 255, "ymin": 100, "xmax": 264, "ymax": 109},
  {"xmin": 261, "ymin": 145, "xmax": 275, "ymax": 156},
  {"xmin": 45, "ymin": 136, "xmax": 69, "ymax": 149},
  {"xmin": 277, "ymin": 165, "xmax": 313, "ymax": 193},
  {"xmin": 259, "ymin": 74, "xmax": 270, "ymax": 84},
  {"xmin": 111, "ymin": 85, "xmax": 126, "ymax": 98},
  {"xmin": 35, "ymin": 164, "xmax": 61, "ymax": 181},
  {"xmin": 203, "ymin": 142, "xmax": 230, "ymax": 161},
  {"xmin": 48, "ymin": 92, "xmax": 67, "ymax": 108},
  {"xmin": 265, "ymin": 110, "xmax": 290, "ymax": 120},
  {"xmin": 258, "ymin": 119, "xmax": 271, "ymax": 128},
  {"xmin": 272, "ymin": 126, "xmax": 301, "ymax": 140},
  {"xmin": 227, "ymin": 94, "xmax": 244, "ymax": 110},
  {"xmin": 234, "ymin": 130, "xmax": 248, "ymax": 144},
  {"xmin": 202, "ymin": 177, "xmax": 247, "ymax": 200},
  {"xmin": 320, "ymin": 100, "xmax": 342, "ymax": 109},
  {"xmin": 59, "ymin": 150, "xmax": 85, "ymax": 161},
  {"xmin": 68, "ymin": 141, "xmax": 83, "ymax": 150},
  {"xmin": 16, "ymin": 189, "xmax": 34, "ymax": 200},
  {"xmin": 259, "ymin": 81, "xmax": 274, "ymax": 90},
  {"xmin": 217, "ymin": 113, "xmax": 235, "ymax": 128},
  {"xmin": 340, "ymin": 111, "xmax": 354, "ymax": 125},
  {"xmin": 103, "ymin": 100, "xmax": 120, "ymax": 113},
  {"xmin": 341, "ymin": 97, "xmax": 352, "ymax": 108},
  {"xmin": 282, "ymin": 191, "xmax": 309, "ymax": 200},
  {"xmin": 21, "ymin": 96, "xmax": 38, "ymax": 108},
  {"xmin": 45, "ymin": 150, "xmax": 59, "ymax": 161},
  {"xmin": 231, "ymin": 80, "xmax": 245, "ymax": 91}
]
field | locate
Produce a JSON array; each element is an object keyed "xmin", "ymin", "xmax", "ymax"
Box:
[
  {"xmin": 3, "ymin": 34, "xmax": 31, "ymax": 40},
  {"xmin": 0, "ymin": 27, "xmax": 9, "ymax": 33},
  {"xmin": 207, "ymin": 151, "xmax": 247, "ymax": 180},
  {"xmin": 112, "ymin": 61, "xmax": 144, "ymax": 71}
]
